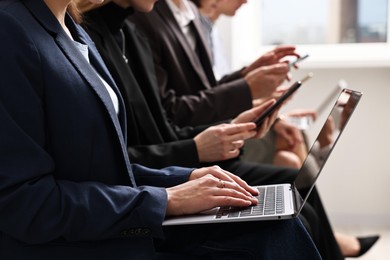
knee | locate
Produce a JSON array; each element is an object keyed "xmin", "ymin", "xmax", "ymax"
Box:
[{"xmin": 273, "ymin": 151, "xmax": 302, "ymax": 168}]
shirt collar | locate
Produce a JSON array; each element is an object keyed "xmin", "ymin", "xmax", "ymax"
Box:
[
  {"xmin": 200, "ymin": 13, "xmax": 213, "ymax": 34},
  {"xmin": 166, "ymin": 0, "xmax": 195, "ymax": 28}
]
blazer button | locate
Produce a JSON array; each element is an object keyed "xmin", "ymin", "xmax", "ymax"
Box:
[
  {"xmin": 142, "ymin": 228, "xmax": 151, "ymax": 236},
  {"xmin": 134, "ymin": 228, "xmax": 142, "ymax": 235},
  {"xmin": 120, "ymin": 229, "xmax": 128, "ymax": 237},
  {"xmin": 120, "ymin": 229, "xmax": 134, "ymax": 237}
]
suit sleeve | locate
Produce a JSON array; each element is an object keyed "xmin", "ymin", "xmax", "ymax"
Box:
[
  {"xmin": 127, "ymin": 140, "xmax": 201, "ymax": 169},
  {"xmin": 218, "ymin": 68, "xmax": 246, "ymax": 84}
]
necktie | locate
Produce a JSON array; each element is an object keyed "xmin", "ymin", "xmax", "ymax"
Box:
[{"xmin": 188, "ymin": 21, "xmax": 217, "ymax": 86}]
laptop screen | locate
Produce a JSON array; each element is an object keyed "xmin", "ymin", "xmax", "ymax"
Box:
[
  {"xmin": 294, "ymin": 88, "xmax": 362, "ymax": 215},
  {"xmin": 316, "ymin": 79, "xmax": 346, "ymax": 116}
]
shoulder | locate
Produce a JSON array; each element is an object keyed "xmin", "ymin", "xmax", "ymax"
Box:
[
  {"xmin": 128, "ymin": 11, "xmax": 161, "ymax": 43},
  {"xmin": 0, "ymin": 0, "xmax": 36, "ymax": 29},
  {"xmin": 0, "ymin": 1, "xmax": 41, "ymax": 47},
  {"xmin": 0, "ymin": 1, "xmax": 29, "ymax": 32},
  {"xmin": 0, "ymin": 0, "xmax": 21, "ymax": 11},
  {"xmin": 0, "ymin": 4, "xmax": 40, "ymax": 61}
]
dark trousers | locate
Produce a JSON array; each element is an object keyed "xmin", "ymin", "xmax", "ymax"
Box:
[
  {"xmin": 301, "ymin": 187, "xmax": 344, "ymax": 260},
  {"xmin": 156, "ymin": 218, "xmax": 321, "ymax": 259}
]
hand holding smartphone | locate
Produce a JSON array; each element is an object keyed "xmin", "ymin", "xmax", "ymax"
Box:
[
  {"xmin": 254, "ymin": 73, "xmax": 313, "ymax": 127},
  {"xmin": 288, "ymin": 54, "xmax": 309, "ymax": 70}
]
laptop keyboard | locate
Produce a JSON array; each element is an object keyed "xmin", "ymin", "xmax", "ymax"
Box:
[{"xmin": 216, "ymin": 185, "xmax": 285, "ymax": 219}]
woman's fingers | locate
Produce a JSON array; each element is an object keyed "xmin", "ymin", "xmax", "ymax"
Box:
[{"xmin": 166, "ymin": 172, "xmax": 258, "ymax": 216}]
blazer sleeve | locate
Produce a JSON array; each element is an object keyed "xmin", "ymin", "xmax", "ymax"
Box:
[
  {"xmin": 173, "ymin": 124, "xmax": 210, "ymax": 139},
  {"xmin": 128, "ymin": 140, "xmax": 201, "ymax": 169},
  {"xmin": 218, "ymin": 68, "xmax": 247, "ymax": 84},
  {"xmin": 160, "ymin": 76, "xmax": 253, "ymax": 127},
  {"xmin": 132, "ymin": 164, "xmax": 193, "ymax": 187},
  {"xmin": 0, "ymin": 11, "xmax": 191, "ymax": 244}
]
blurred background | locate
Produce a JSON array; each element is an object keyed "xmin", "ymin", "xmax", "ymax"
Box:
[{"xmin": 215, "ymin": 0, "xmax": 390, "ymax": 258}]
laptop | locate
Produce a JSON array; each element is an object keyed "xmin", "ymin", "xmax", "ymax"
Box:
[
  {"xmin": 163, "ymin": 88, "xmax": 362, "ymax": 226},
  {"xmin": 286, "ymin": 79, "xmax": 347, "ymax": 129}
]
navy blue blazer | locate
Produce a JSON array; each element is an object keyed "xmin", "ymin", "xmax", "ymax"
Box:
[{"xmin": 0, "ymin": 0, "xmax": 192, "ymax": 259}]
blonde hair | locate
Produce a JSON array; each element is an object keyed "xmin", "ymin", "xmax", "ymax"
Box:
[
  {"xmin": 73, "ymin": 0, "xmax": 112, "ymax": 14},
  {"xmin": 66, "ymin": 2, "xmax": 81, "ymax": 23}
]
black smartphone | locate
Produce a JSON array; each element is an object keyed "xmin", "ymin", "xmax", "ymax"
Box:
[
  {"xmin": 288, "ymin": 54, "xmax": 309, "ymax": 70},
  {"xmin": 255, "ymin": 72, "xmax": 314, "ymax": 127},
  {"xmin": 254, "ymin": 81, "xmax": 301, "ymax": 127},
  {"xmin": 254, "ymin": 73, "xmax": 313, "ymax": 127}
]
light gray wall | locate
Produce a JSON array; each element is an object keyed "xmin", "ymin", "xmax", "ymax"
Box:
[{"xmin": 284, "ymin": 67, "xmax": 390, "ymax": 228}]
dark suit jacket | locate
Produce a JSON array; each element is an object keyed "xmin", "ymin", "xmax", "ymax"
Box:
[
  {"xmin": 80, "ymin": 4, "xmax": 298, "ymax": 185},
  {"xmin": 83, "ymin": 4, "xmax": 209, "ymax": 168},
  {"xmin": 0, "ymin": 1, "xmax": 191, "ymax": 259},
  {"xmin": 129, "ymin": 0, "xmax": 253, "ymax": 127}
]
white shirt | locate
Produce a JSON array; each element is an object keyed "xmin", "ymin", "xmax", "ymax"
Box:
[
  {"xmin": 211, "ymin": 26, "xmax": 230, "ymax": 80},
  {"xmin": 73, "ymin": 41, "xmax": 120, "ymax": 114},
  {"xmin": 166, "ymin": 0, "xmax": 197, "ymax": 51}
]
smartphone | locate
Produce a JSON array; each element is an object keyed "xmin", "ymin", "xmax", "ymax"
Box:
[
  {"xmin": 254, "ymin": 73, "xmax": 313, "ymax": 127},
  {"xmin": 288, "ymin": 54, "xmax": 309, "ymax": 70},
  {"xmin": 300, "ymin": 72, "xmax": 314, "ymax": 83}
]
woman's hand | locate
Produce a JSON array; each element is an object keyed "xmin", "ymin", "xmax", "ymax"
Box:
[
  {"xmin": 232, "ymin": 99, "xmax": 280, "ymax": 139},
  {"xmin": 241, "ymin": 45, "xmax": 299, "ymax": 76},
  {"xmin": 245, "ymin": 63, "xmax": 289, "ymax": 100},
  {"xmin": 194, "ymin": 123, "xmax": 257, "ymax": 162},
  {"xmin": 166, "ymin": 166, "xmax": 258, "ymax": 216}
]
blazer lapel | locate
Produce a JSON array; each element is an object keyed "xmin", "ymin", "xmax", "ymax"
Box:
[
  {"xmin": 125, "ymin": 21, "xmax": 180, "ymax": 141},
  {"xmin": 23, "ymin": 0, "xmax": 124, "ymax": 134},
  {"xmin": 156, "ymin": 1, "xmax": 211, "ymax": 86},
  {"xmin": 65, "ymin": 19, "xmax": 136, "ymax": 186},
  {"xmin": 190, "ymin": 9, "xmax": 217, "ymax": 86},
  {"xmin": 190, "ymin": 10, "xmax": 213, "ymax": 65},
  {"xmin": 73, "ymin": 20, "xmax": 127, "ymax": 135},
  {"xmin": 86, "ymin": 13, "xmax": 167, "ymax": 143},
  {"xmin": 22, "ymin": 0, "xmax": 136, "ymax": 186}
]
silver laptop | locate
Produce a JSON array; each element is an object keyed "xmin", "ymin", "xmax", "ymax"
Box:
[
  {"xmin": 163, "ymin": 88, "xmax": 362, "ymax": 226},
  {"xmin": 287, "ymin": 79, "xmax": 346, "ymax": 129}
]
